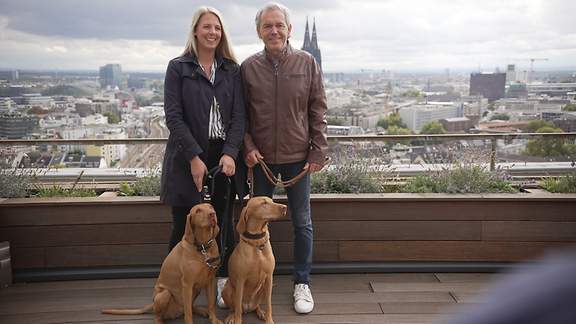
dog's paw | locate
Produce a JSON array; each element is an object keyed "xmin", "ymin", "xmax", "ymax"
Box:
[
  {"xmin": 224, "ymin": 314, "xmax": 239, "ymax": 324},
  {"xmin": 210, "ymin": 318, "xmax": 223, "ymax": 324},
  {"xmin": 255, "ymin": 307, "xmax": 266, "ymax": 320}
]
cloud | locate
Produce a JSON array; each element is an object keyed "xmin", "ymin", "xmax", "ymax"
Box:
[
  {"xmin": 0, "ymin": 0, "xmax": 336, "ymax": 43},
  {"xmin": 0, "ymin": 0, "xmax": 574, "ymax": 71},
  {"xmin": 0, "ymin": 26, "xmax": 180, "ymax": 71}
]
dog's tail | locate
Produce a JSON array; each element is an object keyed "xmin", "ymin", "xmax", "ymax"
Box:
[{"xmin": 101, "ymin": 303, "xmax": 154, "ymax": 315}]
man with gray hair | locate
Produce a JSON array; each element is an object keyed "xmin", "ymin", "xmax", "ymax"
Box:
[{"xmin": 241, "ymin": 1, "xmax": 328, "ymax": 315}]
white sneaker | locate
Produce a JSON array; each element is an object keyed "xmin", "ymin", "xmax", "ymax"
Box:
[
  {"xmin": 293, "ymin": 283, "xmax": 314, "ymax": 314},
  {"xmin": 217, "ymin": 277, "xmax": 228, "ymax": 309}
]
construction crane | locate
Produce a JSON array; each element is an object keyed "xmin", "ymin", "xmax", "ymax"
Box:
[
  {"xmin": 527, "ymin": 58, "xmax": 548, "ymax": 84},
  {"xmin": 528, "ymin": 58, "xmax": 548, "ymax": 76}
]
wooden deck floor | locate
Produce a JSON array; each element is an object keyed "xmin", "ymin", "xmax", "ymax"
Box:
[{"xmin": 0, "ymin": 273, "xmax": 499, "ymax": 324}]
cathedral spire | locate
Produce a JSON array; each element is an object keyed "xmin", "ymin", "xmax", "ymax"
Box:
[
  {"xmin": 302, "ymin": 17, "xmax": 311, "ymax": 50},
  {"xmin": 311, "ymin": 18, "xmax": 318, "ymax": 50},
  {"xmin": 301, "ymin": 16, "xmax": 322, "ymax": 71}
]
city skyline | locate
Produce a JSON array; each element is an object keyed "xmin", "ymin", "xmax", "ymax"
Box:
[{"xmin": 0, "ymin": 0, "xmax": 575, "ymax": 73}]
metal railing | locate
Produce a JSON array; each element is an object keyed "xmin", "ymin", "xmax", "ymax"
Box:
[{"xmin": 2, "ymin": 132, "xmax": 576, "ymax": 171}]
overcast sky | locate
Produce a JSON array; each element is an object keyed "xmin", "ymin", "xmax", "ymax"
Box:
[{"xmin": 0, "ymin": 0, "xmax": 575, "ymax": 73}]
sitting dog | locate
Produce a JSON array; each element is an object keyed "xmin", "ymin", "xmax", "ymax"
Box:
[
  {"xmin": 222, "ymin": 196, "xmax": 287, "ymax": 324},
  {"xmin": 102, "ymin": 203, "xmax": 222, "ymax": 324}
]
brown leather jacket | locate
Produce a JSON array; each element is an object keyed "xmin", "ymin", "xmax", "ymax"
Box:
[{"xmin": 241, "ymin": 44, "xmax": 328, "ymax": 165}]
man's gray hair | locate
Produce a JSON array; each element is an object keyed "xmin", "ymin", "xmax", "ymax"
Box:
[{"xmin": 255, "ymin": 2, "xmax": 291, "ymax": 28}]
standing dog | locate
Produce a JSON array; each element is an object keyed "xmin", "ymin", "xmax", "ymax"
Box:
[
  {"xmin": 102, "ymin": 203, "xmax": 222, "ymax": 324},
  {"xmin": 222, "ymin": 196, "xmax": 287, "ymax": 324}
]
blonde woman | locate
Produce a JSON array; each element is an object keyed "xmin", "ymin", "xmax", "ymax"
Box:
[{"xmin": 160, "ymin": 6, "xmax": 245, "ymax": 308}]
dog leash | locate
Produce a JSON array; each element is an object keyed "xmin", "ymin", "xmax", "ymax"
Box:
[
  {"xmin": 247, "ymin": 156, "xmax": 331, "ymax": 197},
  {"xmin": 201, "ymin": 166, "xmax": 228, "ymax": 201},
  {"xmin": 202, "ymin": 166, "xmax": 232, "ymax": 261},
  {"xmin": 256, "ymin": 156, "xmax": 310, "ymax": 188}
]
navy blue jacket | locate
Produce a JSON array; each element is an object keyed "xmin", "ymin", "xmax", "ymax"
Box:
[{"xmin": 160, "ymin": 54, "xmax": 246, "ymax": 206}]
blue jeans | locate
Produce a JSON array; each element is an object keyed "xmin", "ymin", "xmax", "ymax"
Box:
[{"xmin": 252, "ymin": 160, "xmax": 312, "ymax": 285}]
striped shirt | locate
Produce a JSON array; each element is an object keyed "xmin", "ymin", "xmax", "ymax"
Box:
[{"xmin": 201, "ymin": 61, "xmax": 226, "ymax": 140}]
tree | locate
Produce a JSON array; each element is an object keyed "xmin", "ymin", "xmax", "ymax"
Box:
[
  {"xmin": 377, "ymin": 113, "xmax": 406, "ymax": 129},
  {"xmin": 562, "ymin": 104, "xmax": 576, "ymax": 112},
  {"xmin": 420, "ymin": 121, "xmax": 446, "ymax": 134},
  {"xmin": 525, "ymin": 126, "xmax": 575, "ymax": 158},
  {"xmin": 27, "ymin": 106, "xmax": 48, "ymax": 115},
  {"xmin": 400, "ymin": 90, "xmax": 423, "ymax": 98},
  {"xmin": 525, "ymin": 120, "xmax": 554, "ymax": 133},
  {"xmin": 386, "ymin": 126, "xmax": 411, "ymax": 135},
  {"xmin": 490, "ymin": 113, "xmax": 510, "ymax": 121},
  {"xmin": 326, "ymin": 116, "xmax": 343, "ymax": 126},
  {"xmin": 103, "ymin": 112, "xmax": 120, "ymax": 124},
  {"xmin": 386, "ymin": 125, "xmax": 412, "ymax": 145}
]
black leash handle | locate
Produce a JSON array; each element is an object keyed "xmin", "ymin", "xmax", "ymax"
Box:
[
  {"xmin": 202, "ymin": 166, "xmax": 223, "ymax": 201},
  {"xmin": 202, "ymin": 165, "xmax": 233, "ymax": 258}
]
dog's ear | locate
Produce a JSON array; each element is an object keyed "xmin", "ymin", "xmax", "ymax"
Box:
[
  {"xmin": 236, "ymin": 206, "xmax": 248, "ymax": 234},
  {"xmin": 184, "ymin": 209, "xmax": 195, "ymax": 244}
]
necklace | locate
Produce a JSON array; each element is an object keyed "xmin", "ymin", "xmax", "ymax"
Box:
[{"xmin": 201, "ymin": 62, "xmax": 213, "ymax": 73}]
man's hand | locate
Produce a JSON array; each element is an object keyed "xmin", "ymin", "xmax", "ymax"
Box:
[
  {"xmin": 190, "ymin": 156, "xmax": 207, "ymax": 192},
  {"xmin": 219, "ymin": 154, "xmax": 236, "ymax": 176},
  {"xmin": 305, "ymin": 162, "xmax": 324, "ymax": 173},
  {"xmin": 245, "ymin": 149, "xmax": 263, "ymax": 168}
]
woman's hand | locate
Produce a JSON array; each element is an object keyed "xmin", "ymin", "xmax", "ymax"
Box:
[
  {"xmin": 190, "ymin": 156, "xmax": 207, "ymax": 192},
  {"xmin": 219, "ymin": 154, "xmax": 236, "ymax": 176}
]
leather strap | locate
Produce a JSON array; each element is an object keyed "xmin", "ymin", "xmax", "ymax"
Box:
[{"xmin": 256, "ymin": 157, "xmax": 309, "ymax": 188}]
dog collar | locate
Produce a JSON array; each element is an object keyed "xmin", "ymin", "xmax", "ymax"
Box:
[
  {"xmin": 192, "ymin": 238, "xmax": 221, "ymax": 269},
  {"xmin": 194, "ymin": 238, "xmax": 215, "ymax": 253},
  {"xmin": 240, "ymin": 231, "xmax": 269, "ymax": 251},
  {"xmin": 242, "ymin": 231, "xmax": 267, "ymax": 240}
]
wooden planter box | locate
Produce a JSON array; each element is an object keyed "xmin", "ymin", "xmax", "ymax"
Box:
[{"xmin": 1, "ymin": 192, "xmax": 575, "ymax": 274}]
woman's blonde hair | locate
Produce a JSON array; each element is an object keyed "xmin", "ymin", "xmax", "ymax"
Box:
[{"xmin": 182, "ymin": 6, "xmax": 237, "ymax": 63}]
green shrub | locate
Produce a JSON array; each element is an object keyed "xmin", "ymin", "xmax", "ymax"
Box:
[
  {"xmin": 118, "ymin": 182, "xmax": 136, "ymax": 196},
  {"xmin": 541, "ymin": 173, "xmax": 576, "ymax": 193},
  {"xmin": 310, "ymin": 148, "xmax": 396, "ymax": 194},
  {"xmin": 311, "ymin": 168, "xmax": 384, "ymax": 194},
  {"xmin": 402, "ymin": 163, "xmax": 516, "ymax": 193},
  {"xmin": 133, "ymin": 174, "xmax": 161, "ymax": 196},
  {"xmin": 0, "ymin": 168, "xmax": 33, "ymax": 198},
  {"xmin": 119, "ymin": 169, "xmax": 161, "ymax": 196},
  {"xmin": 34, "ymin": 186, "xmax": 97, "ymax": 198}
]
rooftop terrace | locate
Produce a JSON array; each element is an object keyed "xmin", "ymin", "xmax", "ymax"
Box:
[{"xmin": 0, "ymin": 272, "xmax": 501, "ymax": 324}]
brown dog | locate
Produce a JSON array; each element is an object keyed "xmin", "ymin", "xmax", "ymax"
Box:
[
  {"xmin": 102, "ymin": 203, "xmax": 222, "ymax": 324},
  {"xmin": 222, "ymin": 196, "xmax": 287, "ymax": 324}
]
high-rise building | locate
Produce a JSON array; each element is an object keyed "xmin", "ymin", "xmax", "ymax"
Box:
[
  {"xmin": 469, "ymin": 72, "xmax": 506, "ymax": 101},
  {"xmin": 11, "ymin": 93, "xmax": 55, "ymax": 109},
  {"xmin": 0, "ymin": 70, "xmax": 19, "ymax": 81},
  {"xmin": 99, "ymin": 64, "xmax": 122, "ymax": 89},
  {"xmin": 0, "ymin": 98, "xmax": 14, "ymax": 113},
  {"xmin": 399, "ymin": 103, "xmax": 464, "ymax": 133},
  {"xmin": 301, "ymin": 18, "xmax": 322, "ymax": 71},
  {"xmin": 506, "ymin": 64, "xmax": 516, "ymax": 83},
  {"xmin": 0, "ymin": 112, "xmax": 39, "ymax": 139}
]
